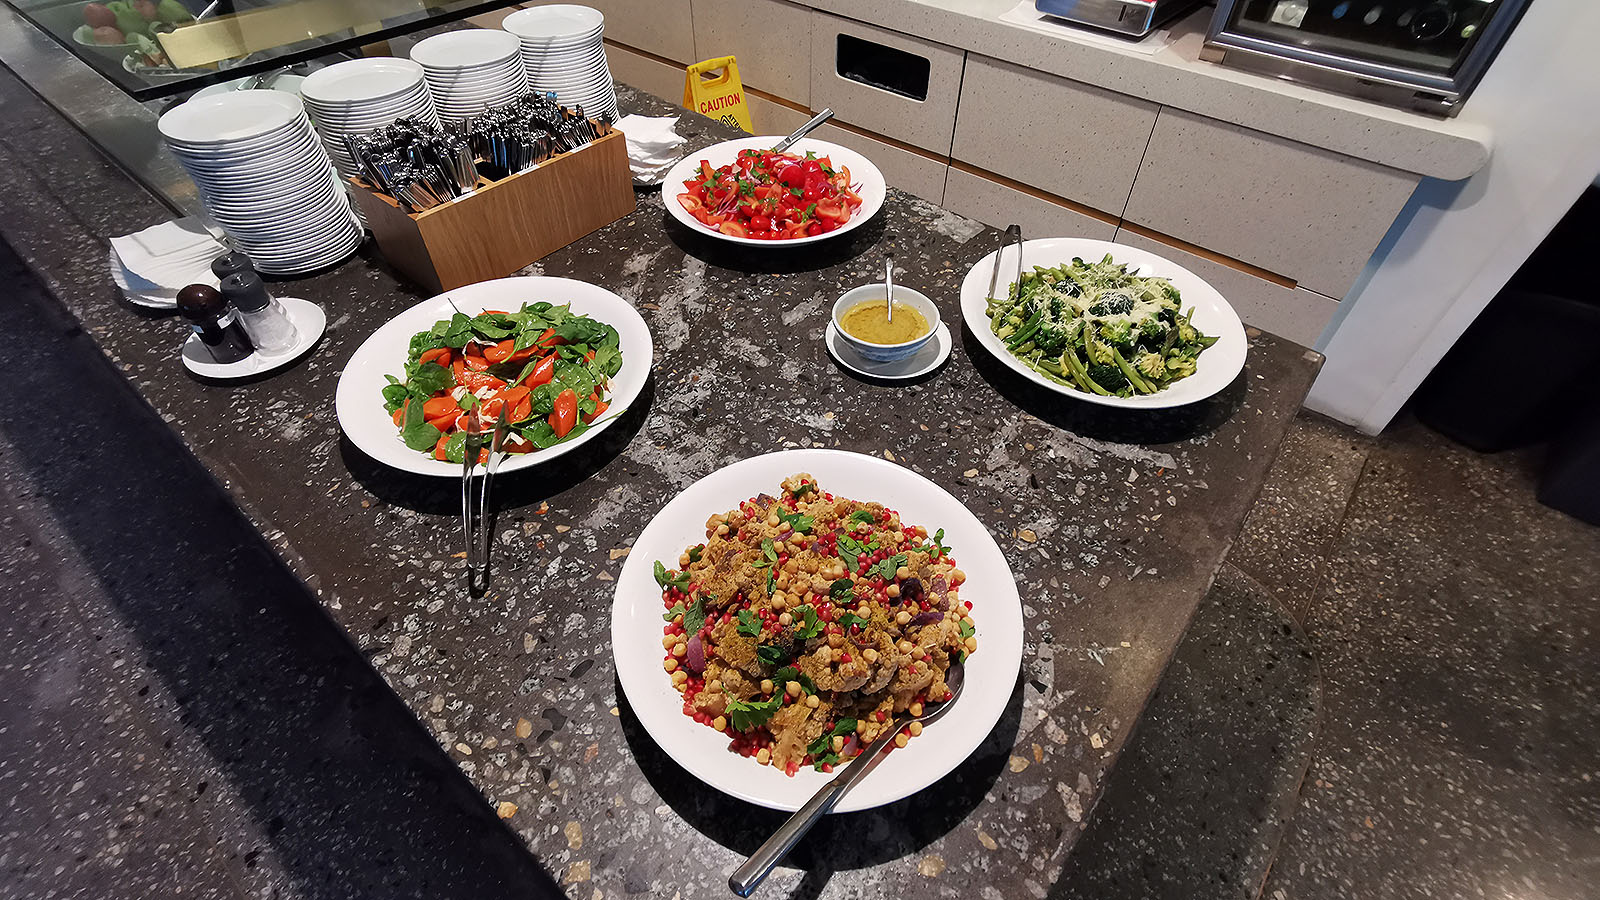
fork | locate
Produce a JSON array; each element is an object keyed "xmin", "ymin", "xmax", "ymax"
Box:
[{"xmin": 474, "ymin": 403, "xmax": 512, "ymax": 581}]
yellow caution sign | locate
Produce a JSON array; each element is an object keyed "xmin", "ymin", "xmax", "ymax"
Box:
[{"xmin": 684, "ymin": 56, "xmax": 754, "ymax": 134}]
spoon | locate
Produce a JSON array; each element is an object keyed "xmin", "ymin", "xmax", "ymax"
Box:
[
  {"xmin": 728, "ymin": 663, "xmax": 967, "ymax": 897},
  {"xmin": 884, "ymin": 254, "xmax": 895, "ymax": 324},
  {"xmin": 771, "ymin": 108, "xmax": 835, "ymax": 154}
]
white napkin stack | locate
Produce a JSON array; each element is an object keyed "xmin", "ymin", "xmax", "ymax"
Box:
[
  {"xmin": 615, "ymin": 114, "xmax": 687, "ymax": 186},
  {"xmin": 109, "ymin": 217, "xmax": 227, "ymax": 309}
]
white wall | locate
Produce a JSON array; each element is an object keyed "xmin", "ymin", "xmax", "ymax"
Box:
[{"xmin": 1305, "ymin": 0, "xmax": 1600, "ymax": 434}]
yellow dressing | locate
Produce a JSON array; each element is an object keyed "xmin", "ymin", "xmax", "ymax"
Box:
[{"xmin": 839, "ymin": 300, "xmax": 929, "ymax": 345}]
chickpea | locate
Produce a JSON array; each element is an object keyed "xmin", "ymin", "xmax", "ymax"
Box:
[
  {"xmin": 857, "ymin": 604, "xmax": 871, "ymax": 617},
  {"xmin": 947, "ymin": 590, "xmax": 960, "ymax": 606},
  {"xmin": 716, "ymin": 524, "xmax": 730, "ymax": 536},
  {"xmin": 672, "ymin": 669, "xmax": 688, "ymax": 686},
  {"xmin": 894, "ymin": 733, "xmax": 909, "ymax": 748},
  {"xmin": 785, "ymin": 681, "xmax": 802, "ymax": 698},
  {"xmin": 896, "ymin": 566, "xmax": 911, "ymax": 579},
  {"xmin": 771, "ymin": 594, "xmax": 788, "ymax": 611},
  {"xmin": 898, "ymin": 640, "xmax": 915, "ymax": 654},
  {"xmin": 775, "ymin": 572, "xmax": 790, "ymax": 589},
  {"xmin": 886, "ymin": 584, "xmax": 901, "ymax": 599},
  {"xmin": 895, "ymin": 610, "xmax": 912, "ymax": 626},
  {"xmin": 863, "ymin": 648, "xmax": 879, "ymax": 663},
  {"xmin": 805, "ymin": 694, "xmax": 820, "ymax": 709},
  {"xmin": 855, "ymin": 719, "xmax": 868, "ymax": 734},
  {"xmin": 664, "ymin": 658, "xmax": 678, "ymax": 673},
  {"xmin": 831, "ymin": 735, "xmax": 845, "ymax": 752},
  {"xmin": 909, "ymin": 701, "xmax": 924, "ymax": 716},
  {"xmin": 778, "ymin": 521, "xmax": 792, "ymax": 534},
  {"xmin": 765, "ymin": 513, "xmax": 780, "ymax": 527},
  {"xmin": 830, "ymin": 564, "xmax": 846, "ymax": 579},
  {"xmin": 678, "ymin": 552, "xmax": 691, "ymax": 567},
  {"xmin": 827, "ymin": 632, "xmax": 844, "ymax": 648},
  {"xmin": 817, "ymin": 645, "xmax": 833, "ymax": 663},
  {"xmin": 965, "ymin": 636, "xmax": 979, "ymax": 653},
  {"xmin": 760, "ymin": 679, "xmax": 774, "ymax": 694},
  {"xmin": 779, "ymin": 612, "xmax": 793, "ymax": 626},
  {"xmin": 756, "ymin": 748, "xmax": 771, "ymax": 765},
  {"xmin": 713, "ymin": 715, "xmax": 727, "ymax": 731},
  {"xmin": 908, "ymin": 722, "xmax": 923, "ymax": 737},
  {"xmin": 951, "ymin": 568, "xmax": 966, "ymax": 584},
  {"xmin": 672, "ymin": 643, "xmax": 687, "ymax": 658},
  {"xmin": 661, "ymin": 635, "xmax": 676, "ymax": 650}
]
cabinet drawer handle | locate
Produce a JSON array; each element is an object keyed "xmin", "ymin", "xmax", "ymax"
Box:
[{"xmin": 835, "ymin": 34, "xmax": 931, "ymax": 101}]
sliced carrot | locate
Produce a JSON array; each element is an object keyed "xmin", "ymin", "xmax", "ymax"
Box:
[
  {"xmin": 422, "ymin": 396, "xmax": 456, "ymax": 419},
  {"xmin": 433, "ymin": 431, "xmax": 451, "ymax": 461},
  {"xmin": 584, "ymin": 399, "xmax": 609, "ymax": 424},
  {"xmin": 418, "ymin": 347, "xmax": 451, "ymax": 366},
  {"xmin": 425, "ymin": 412, "xmax": 456, "ymax": 432},
  {"xmin": 483, "ymin": 339, "xmax": 516, "ymax": 364},
  {"xmin": 462, "ymin": 354, "xmax": 490, "ymax": 371}
]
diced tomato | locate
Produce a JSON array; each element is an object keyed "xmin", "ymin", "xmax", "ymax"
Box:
[
  {"xmin": 749, "ymin": 214, "xmax": 772, "ymax": 232},
  {"xmin": 720, "ymin": 221, "xmax": 749, "ymax": 238},
  {"xmin": 550, "ymin": 388, "xmax": 578, "ymax": 438},
  {"xmin": 677, "ymin": 193, "xmax": 702, "ymax": 211},
  {"xmin": 815, "ymin": 201, "xmax": 846, "ymax": 222}
]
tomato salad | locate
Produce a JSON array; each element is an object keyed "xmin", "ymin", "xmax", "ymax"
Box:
[
  {"xmin": 382, "ymin": 302, "xmax": 622, "ymax": 463},
  {"xmin": 676, "ymin": 148, "xmax": 863, "ymax": 240}
]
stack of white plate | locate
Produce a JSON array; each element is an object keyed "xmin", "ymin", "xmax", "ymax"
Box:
[
  {"xmin": 299, "ymin": 58, "xmax": 440, "ymax": 179},
  {"xmin": 410, "ymin": 29, "xmax": 527, "ymax": 126},
  {"xmin": 503, "ymin": 5, "xmax": 618, "ymax": 122},
  {"xmin": 159, "ymin": 92, "xmax": 363, "ymax": 275}
]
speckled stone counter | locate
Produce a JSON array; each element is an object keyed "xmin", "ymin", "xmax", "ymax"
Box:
[{"xmin": 0, "ymin": 69, "xmax": 1320, "ymax": 899}]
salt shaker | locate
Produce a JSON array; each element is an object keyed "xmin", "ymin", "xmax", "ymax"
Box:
[
  {"xmin": 221, "ymin": 271, "xmax": 298, "ymax": 353},
  {"xmin": 211, "ymin": 251, "xmax": 254, "ymax": 283},
  {"xmin": 177, "ymin": 284, "xmax": 253, "ymax": 364}
]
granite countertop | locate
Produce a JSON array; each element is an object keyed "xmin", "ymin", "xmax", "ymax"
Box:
[
  {"xmin": 793, "ymin": 0, "xmax": 1491, "ymax": 179},
  {"xmin": 0, "ymin": 70, "xmax": 1320, "ymax": 899}
]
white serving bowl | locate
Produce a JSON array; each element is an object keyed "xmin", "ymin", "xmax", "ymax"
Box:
[{"xmin": 831, "ymin": 283, "xmax": 941, "ymax": 362}]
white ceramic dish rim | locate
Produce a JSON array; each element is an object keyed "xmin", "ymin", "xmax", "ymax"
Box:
[
  {"xmin": 410, "ymin": 29, "xmax": 522, "ymax": 68},
  {"xmin": 958, "ymin": 236, "xmax": 1249, "ymax": 410},
  {"xmin": 333, "ymin": 276, "xmax": 653, "ymax": 478},
  {"xmin": 299, "ymin": 58, "xmax": 425, "ymax": 104},
  {"xmin": 610, "ymin": 448, "xmax": 1024, "ymax": 812},
  {"xmin": 502, "ymin": 5, "xmax": 604, "ymax": 39},
  {"xmin": 659, "ymin": 136, "xmax": 887, "ymax": 248},
  {"xmin": 160, "ymin": 91, "xmax": 305, "ymax": 144},
  {"xmin": 181, "ymin": 297, "xmax": 325, "ymax": 378}
]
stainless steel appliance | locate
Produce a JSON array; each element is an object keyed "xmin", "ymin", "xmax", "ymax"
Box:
[
  {"xmin": 1203, "ymin": 0, "xmax": 1532, "ymax": 116},
  {"xmin": 1034, "ymin": 0, "xmax": 1207, "ymax": 38}
]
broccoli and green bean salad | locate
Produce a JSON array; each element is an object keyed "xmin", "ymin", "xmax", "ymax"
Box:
[{"xmin": 985, "ymin": 254, "xmax": 1218, "ymax": 397}]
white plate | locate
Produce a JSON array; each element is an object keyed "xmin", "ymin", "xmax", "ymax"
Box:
[
  {"xmin": 182, "ymin": 297, "xmax": 326, "ymax": 378},
  {"xmin": 959, "ymin": 237, "xmax": 1248, "ymax": 409},
  {"xmin": 826, "ymin": 321, "xmax": 952, "ymax": 381},
  {"xmin": 300, "ymin": 58, "xmax": 424, "ymax": 104},
  {"xmin": 190, "ymin": 73, "xmax": 306, "ymax": 100},
  {"xmin": 611, "ymin": 449, "xmax": 1023, "ymax": 813},
  {"xmin": 503, "ymin": 5, "xmax": 604, "ymax": 39},
  {"xmin": 335, "ymin": 276, "xmax": 653, "ymax": 477},
  {"xmin": 411, "ymin": 29, "xmax": 522, "ymax": 69},
  {"xmin": 661, "ymin": 137, "xmax": 886, "ymax": 248},
  {"xmin": 160, "ymin": 91, "xmax": 305, "ymax": 144}
]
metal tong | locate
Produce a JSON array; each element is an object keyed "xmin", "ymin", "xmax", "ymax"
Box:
[
  {"xmin": 986, "ymin": 223, "xmax": 1024, "ymax": 302},
  {"xmin": 461, "ymin": 401, "xmax": 511, "ymax": 587}
]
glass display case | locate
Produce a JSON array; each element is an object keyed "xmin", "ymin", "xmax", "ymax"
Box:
[{"xmin": 2, "ymin": 0, "xmax": 515, "ymax": 100}]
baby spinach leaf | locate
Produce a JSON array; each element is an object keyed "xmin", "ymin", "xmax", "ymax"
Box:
[
  {"xmin": 407, "ymin": 361, "xmax": 453, "ymax": 395},
  {"xmin": 443, "ymin": 431, "xmax": 469, "ymax": 464},
  {"xmin": 381, "ymin": 382, "xmax": 409, "ymax": 413}
]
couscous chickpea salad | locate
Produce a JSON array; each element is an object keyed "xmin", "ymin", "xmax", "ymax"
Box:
[{"xmin": 654, "ymin": 473, "xmax": 977, "ymax": 776}]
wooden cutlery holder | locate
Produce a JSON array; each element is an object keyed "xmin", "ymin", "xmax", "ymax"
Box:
[{"xmin": 351, "ymin": 127, "xmax": 636, "ymax": 293}]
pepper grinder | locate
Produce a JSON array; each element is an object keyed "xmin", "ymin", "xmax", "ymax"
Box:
[
  {"xmin": 211, "ymin": 250, "xmax": 255, "ymax": 283},
  {"xmin": 177, "ymin": 284, "xmax": 253, "ymax": 364},
  {"xmin": 221, "ymin": 271, "xmax": 298, "ymax": 353}
]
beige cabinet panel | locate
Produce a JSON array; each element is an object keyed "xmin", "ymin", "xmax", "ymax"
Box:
[
  {"xmin": 606, "ymin": 42, "xmax": 686, "ymax": 104},
  {"xmin": 952, "ymin": 55, "xmax": 1157, "ymax": 218},
  {"xmin": 693, "ymin": 0, "xmax": 812, "ymax": 105},
  {"xmin": 942, "ymin": 167, "xmax": 1117, "ymax": 243},
  {"xmin": 748, "ymin": 94, "xmax": 813, "ymax": 138},
  {"xmin": 1124, "ymin": 109, "xmax": 1418, "ymax": 298},
  {"xmin": 811, "ymin": 123, "xmax": 947, "ymax": 204},
  {"xmin": 1113, "ymin": 229, "xmax": 1338, "ymax": 348},
  {"xmin": 567, "ymin": 0, "xmax": 695, "ymax": 63},
  {"xmin": 809, "ymin": 12, "xmax": 965, "ymax": 155}
]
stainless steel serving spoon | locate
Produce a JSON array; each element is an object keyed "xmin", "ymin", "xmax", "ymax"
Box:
[
  {"xmin": 884, "ymin": 253, "xmax": 895, "ymax": 324},
  {"xmin": 728, "ymin": 663, "xmax": 967, "ymax": 897},
  {"xmin": 771, "ymin": 108, "xmax": 834, "ymax": 153}
]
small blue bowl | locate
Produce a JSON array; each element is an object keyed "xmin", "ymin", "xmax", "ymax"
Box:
[{"xmin": 831, "ymin": 284, "xmax": 940, "ymax": 363}]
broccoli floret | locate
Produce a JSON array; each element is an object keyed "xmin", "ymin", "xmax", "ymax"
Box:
[
  {"xmin": 1165, "ymin": 356, "xmax": 1197, "ymax": 379},
  {"xmin": 1032, "ymin": 322, "xmax": 1072, "ymax": 356},
  {"xmin": 1086, "ymin": 333, "xmax": 1114, "ymax": 366},
  {"xmin": 1100, "ymin": 319, "xmax": 1135, "ymax": 352},
  {"xmin": 1088, "ymin": 290, "xmax": 1136, "ymax": 317},
  {"xmin": 1136, "ymin": 316, "xmax": 1168, "ymax": 348},
  {"xmin": 1086, "ymin": 363, "xmax": 1128, "ymax": 392},
  {"xmin": 1135, "ymin": 351, "xmax": 1165, "ymax": 381},
  {"xmin": 1176, "ymin": 318, "xmax": 1198, "ymax": 344}
]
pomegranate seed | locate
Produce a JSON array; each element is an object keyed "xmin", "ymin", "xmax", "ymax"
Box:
[
  {"xmin": 822, "ymin": 763, "xmax": 835, "ymax": 773},
  {"xmin": 964, "ymin": 600, "xmax": 973, "ymax": 610},
  {"xmin": 841, "ymin": 653, "xmax": 852, "ymax": 663},
  {"xmin": 875, "ymin": 710, "xmax": 886, "ymax": 722}
]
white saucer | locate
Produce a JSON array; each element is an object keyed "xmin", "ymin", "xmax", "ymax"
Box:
[
  {"xmin": 825, "ymin": 320, "xmax": 952, "ymax": 380},
  {"xmin": 181, "ymin": 297, "xmax": 325, "ymax": 379}
]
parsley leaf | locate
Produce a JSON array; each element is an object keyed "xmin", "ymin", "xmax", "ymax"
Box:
[
  {"xmin": 684, "ymin": 596, "xmax": 707, "ymax": 636},
  {"xmin": 725, "ymin": 695, "xmax": 782, "ymax": 732},
  {"xmin": 778, "ymin": 510, "xmax": 814, "ymax": 534},
  {"xmin": 756, "ymin": 644, "xmax": 790, "ymax": 667},
  {"xmin": 792, "ymin": 605, "xmax": 824, "ymax": 641},
  {"xmin": 829, "ymin": 578, "xmax": 855, "ymax": 601},
  {"xmin": 930, "ymin": 528, "xmax": 953, "ymax": 559},
  {"xmin": 833, "ymin": 611, "xmax": 868, "ymax": 630},
  {"xmin": 652, "ymin": 560, "xmax": 690, "ymax": 590},
  {"xmin": 848, "ymin": 510, "xmax": 876, "ymax": 525},
  {"xmin": 788, "ymin": 481, "xmax": 817, "ymax": 500},
  {"xmin": 662, "ymin": 602, "xmax": 685, "ymax": 622},
  {"xmin": 736, "ymin": 609, "xmax": 762, "ymax": 637},
  {"xmin": 870, "ymin": 553, "xmax": 908, "ymax": 583},
  {"xmin": 772, "ymin": 665, "xmax": 817, "ymax": 695},
  {"xmin": 751, "ymin": 539, "xmax": 779, "ymax": 593},
  {"xmin": 688, "ymin": 545, "xmax": 704, "ymax": 564},
  {"xmin": 959, "ymin": 618, "xmax": 975, "ymax": 639},
  {"xmin": 838, "ymin": 534, "xmax": 871, "ymax": 573}
]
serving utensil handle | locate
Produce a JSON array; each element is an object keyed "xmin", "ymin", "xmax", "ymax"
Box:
[
  {"xmin": 771, "ymin": 108, "xmax": 834, "ymax": 153},
  {"xmin": 728, "ymin": 777, "xmax": 847, "ymax": 897}
]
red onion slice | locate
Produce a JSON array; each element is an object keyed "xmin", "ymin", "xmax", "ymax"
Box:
[{"xmin": 685, "ymin": 633, "xmax": 707, "ymax": 674}]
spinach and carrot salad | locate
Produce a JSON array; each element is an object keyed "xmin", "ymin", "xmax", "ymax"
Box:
[
  {"xmin": 382, "ymin": 302, "xmax": 622, "ymax": 463},
  {"xmin": 986, "ymin": 254, "xmax": 1219, "ymax": 397}
]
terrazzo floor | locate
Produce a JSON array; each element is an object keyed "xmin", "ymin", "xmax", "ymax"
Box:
[{"xmin": 1, "ymin": 235, "xmax": 1596, "ymax": 899}]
